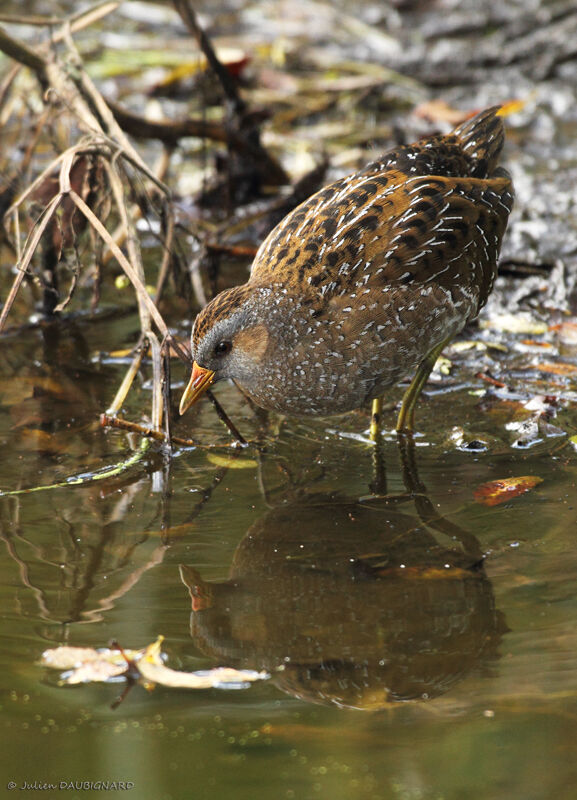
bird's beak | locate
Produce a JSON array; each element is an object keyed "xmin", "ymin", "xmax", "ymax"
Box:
[{"xmin": 179, "ymin": 362, "xmax": 215, "ymax": 415}]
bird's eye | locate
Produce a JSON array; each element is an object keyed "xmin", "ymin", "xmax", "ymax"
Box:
[{"xmin": 213, "ymin": 340, "xmax": 232, "ymax": 357}]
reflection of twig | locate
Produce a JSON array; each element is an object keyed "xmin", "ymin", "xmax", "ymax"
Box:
[
  {"xmin": 0, "ymin": 526, "xmax": 53, "ymax": 621},
  {"xmin": 369, "ymin": 438, "xmax": 387, "ymax": 496},
  {"xmin": 0, "ymin": 490, "xmax": 167, "ymax": 625},
  {"xmin": 180, "ymin": 466, "xmax": 230, "ymax": 526}
]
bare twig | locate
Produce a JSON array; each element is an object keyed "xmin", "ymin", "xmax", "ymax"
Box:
[
  {"xmin": 0, "ymin": 2, "xmax": 119, "ymax": 31},
  {"xmin": 0, "ymin": 193, "xmax": 62, "ymax": 332},
  {"xmin": 100, "ymin": 413, "xmax": 246, "ymax": 450},
  {"xmin": 206, "ymin": 390, "xmax": 248, "ymax": 446},
  {"xmin": 69, "ymin": 189, "xmax": 168, "ymax": 336},
  {"xmin": 106, "ymin": 341, "xmax": 148, "ymax": 416},
  {"xmin": 172, "ymin": 0, "xmax": 246, "ymax": 115},
  {"xmin": 0, "ymin": 2, "xmax": 250, "ymax": 451},
  {"xmin": 108, "ymin": 101, "xmax": 288, "ymax": 186},
  {"xmin": 0, "ymin": 25, "xmax": 47, "ymax": 73}
]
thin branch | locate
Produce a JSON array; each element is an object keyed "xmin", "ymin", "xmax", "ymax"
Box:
[
  {"xmin": 108, "ymin": 101, "xmax": 288, "ymax": 186},
  {"xmin": 172, "ymin": 0, "xmax": 246, "ymax": 115},
  {"xmin": 0, "ymin": 2, "xmax": 119, "ymax": 31},
  {"xmin": 0, "ymin": 25, "xmax": 47, "ymax": 72},
  {"xmin": 206, "ymin": 390, "xmax": 248, "ymax": 446},
  {"xmin": 100, "ymin": 413, "xmax": 244, "ymax": 450},
  {"xmin": 68, "ymin": 189, "xmax": 168, "ymax": 337}
]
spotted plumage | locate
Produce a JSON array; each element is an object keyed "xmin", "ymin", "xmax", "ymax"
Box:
[{"xmin": 180, "ymin": 107, "xmax": 514, "ymax": 428}]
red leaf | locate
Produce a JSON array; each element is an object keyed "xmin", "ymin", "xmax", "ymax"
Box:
[{"xmin": 474, "ymin": 476, "xmax": 543, "ymax": 507}]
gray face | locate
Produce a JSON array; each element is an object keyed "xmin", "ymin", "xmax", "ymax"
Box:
[
  {"xmin": 190, "ymin": 286, "xmax": 286, "ymax": 398},
  {"xmin": 191, "ymin": 307, "xmax": 262, "ymax": 381}
]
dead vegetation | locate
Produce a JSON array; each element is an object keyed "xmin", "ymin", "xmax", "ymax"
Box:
[{"xmin": 0, "ymin": 1, "xmax": 295, "ymax": 448}]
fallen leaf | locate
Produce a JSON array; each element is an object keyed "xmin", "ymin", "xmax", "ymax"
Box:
[
  {"xmin": 520, "ymin": 340, "xmax": 552, "ymax": 348},
  {"xmin": 414, "ymin": 100, "xmax": 472, "ymax": 126},
  {"xmin": 138, "ymin": 660, "xmax": 268, "ymax": 689},
  {"xmin": 473, "ymin": 476, "xmax": 543, "ymax": 507},
  {"xmin": 532, "ymin": 362, "xmax": 577, "ymax": 376},
  {"xmin": 480, "ymin": 314, "xmax": 547, "ymax": 335}
]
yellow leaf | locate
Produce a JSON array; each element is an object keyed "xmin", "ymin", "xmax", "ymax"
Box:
[{"xmin": 207, "ymin": 453, "xmax": 258, "ymax": 469}]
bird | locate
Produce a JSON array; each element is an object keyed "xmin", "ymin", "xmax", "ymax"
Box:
[{"xmin": 179, "ymin": 106, "xmax": 514, "ymax": 435}]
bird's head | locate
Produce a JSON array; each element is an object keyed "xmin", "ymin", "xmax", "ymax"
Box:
[{"xmin": 179, "ymin": 285, "xmax": 272, "ymax": 415}]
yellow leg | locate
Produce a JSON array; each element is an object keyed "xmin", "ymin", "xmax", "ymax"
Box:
[
  {"xmin": 396, "ymin": 338, "xmax": 450, "ymax": 433},
  {"xmin": 369, "ymin": 396, "xmax": 383, "ymax": 442}
]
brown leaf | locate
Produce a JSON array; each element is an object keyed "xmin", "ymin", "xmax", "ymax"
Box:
[
  {"xmin": 533, "ymin": 362, "xmax": 577, "ymax": 376},
  {"xmin": 414, "ymin": 100, "xmax": 473, "ymax": 126},
  {"xmin": 473, "ymin": 476, "xmax": 543, "ymax": 507}
]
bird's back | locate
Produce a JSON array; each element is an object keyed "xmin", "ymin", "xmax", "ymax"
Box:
[{"xmin": 250, "ymin": 107, "xmax": 513, "ymax": 317}]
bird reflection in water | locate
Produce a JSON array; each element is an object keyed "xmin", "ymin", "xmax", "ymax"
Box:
[{"xmin": 180, "ymin": 439, "xmax": 507, "ymax": 710}]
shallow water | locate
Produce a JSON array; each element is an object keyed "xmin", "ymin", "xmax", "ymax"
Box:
[{"xmin": 1, "ymin": 311, "xmax": 577, "ymax": 799}]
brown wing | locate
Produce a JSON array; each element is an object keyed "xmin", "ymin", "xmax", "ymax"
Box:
[
  {"xmin": 250, "ymin": 167, "xmax": 513, "ymax": 315},
  {"xmin": 360, "ymin": 171, "xmax": 514, "ymax": 309}
]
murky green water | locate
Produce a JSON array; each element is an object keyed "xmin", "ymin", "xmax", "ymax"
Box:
[{"xmin": 1, "ymin": 311, "xmax": 577, "ymax": 800}]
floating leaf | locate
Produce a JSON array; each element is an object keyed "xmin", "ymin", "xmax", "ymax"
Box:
[
  {"xmin": 41, "ymin": 645, "xmax": 144, "ymax": 685},
  {"xmin": 449, "ymin": 340, "xmax": 488, "ymax": 353},
  {"xmin": 138, "ymin": 660, "xmax": 268, "ymax": 689},
  {"xmin": 473, "ymin": 476, "xmax": 543, "ymax": 507},
  {"xmin": 207, "ymin": 453, "xmax": 258, "ymax": 469},
  {"xmin": 434, "ymin": 355, "xmax": 452, "ymax": 376},
  {"xmin": 41, "ymin": 637, "xmax": 270, "ymax": 690}
]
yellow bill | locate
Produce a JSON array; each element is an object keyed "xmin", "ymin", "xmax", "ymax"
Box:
[{"xmin": 179, "ymin": 362, "xmax": 216, "ymax": 415}]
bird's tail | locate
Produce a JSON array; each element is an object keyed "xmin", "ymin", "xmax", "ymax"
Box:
[{"xmin": 453, "ymin": 106, "xmax": 505, "ymax": 176}]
